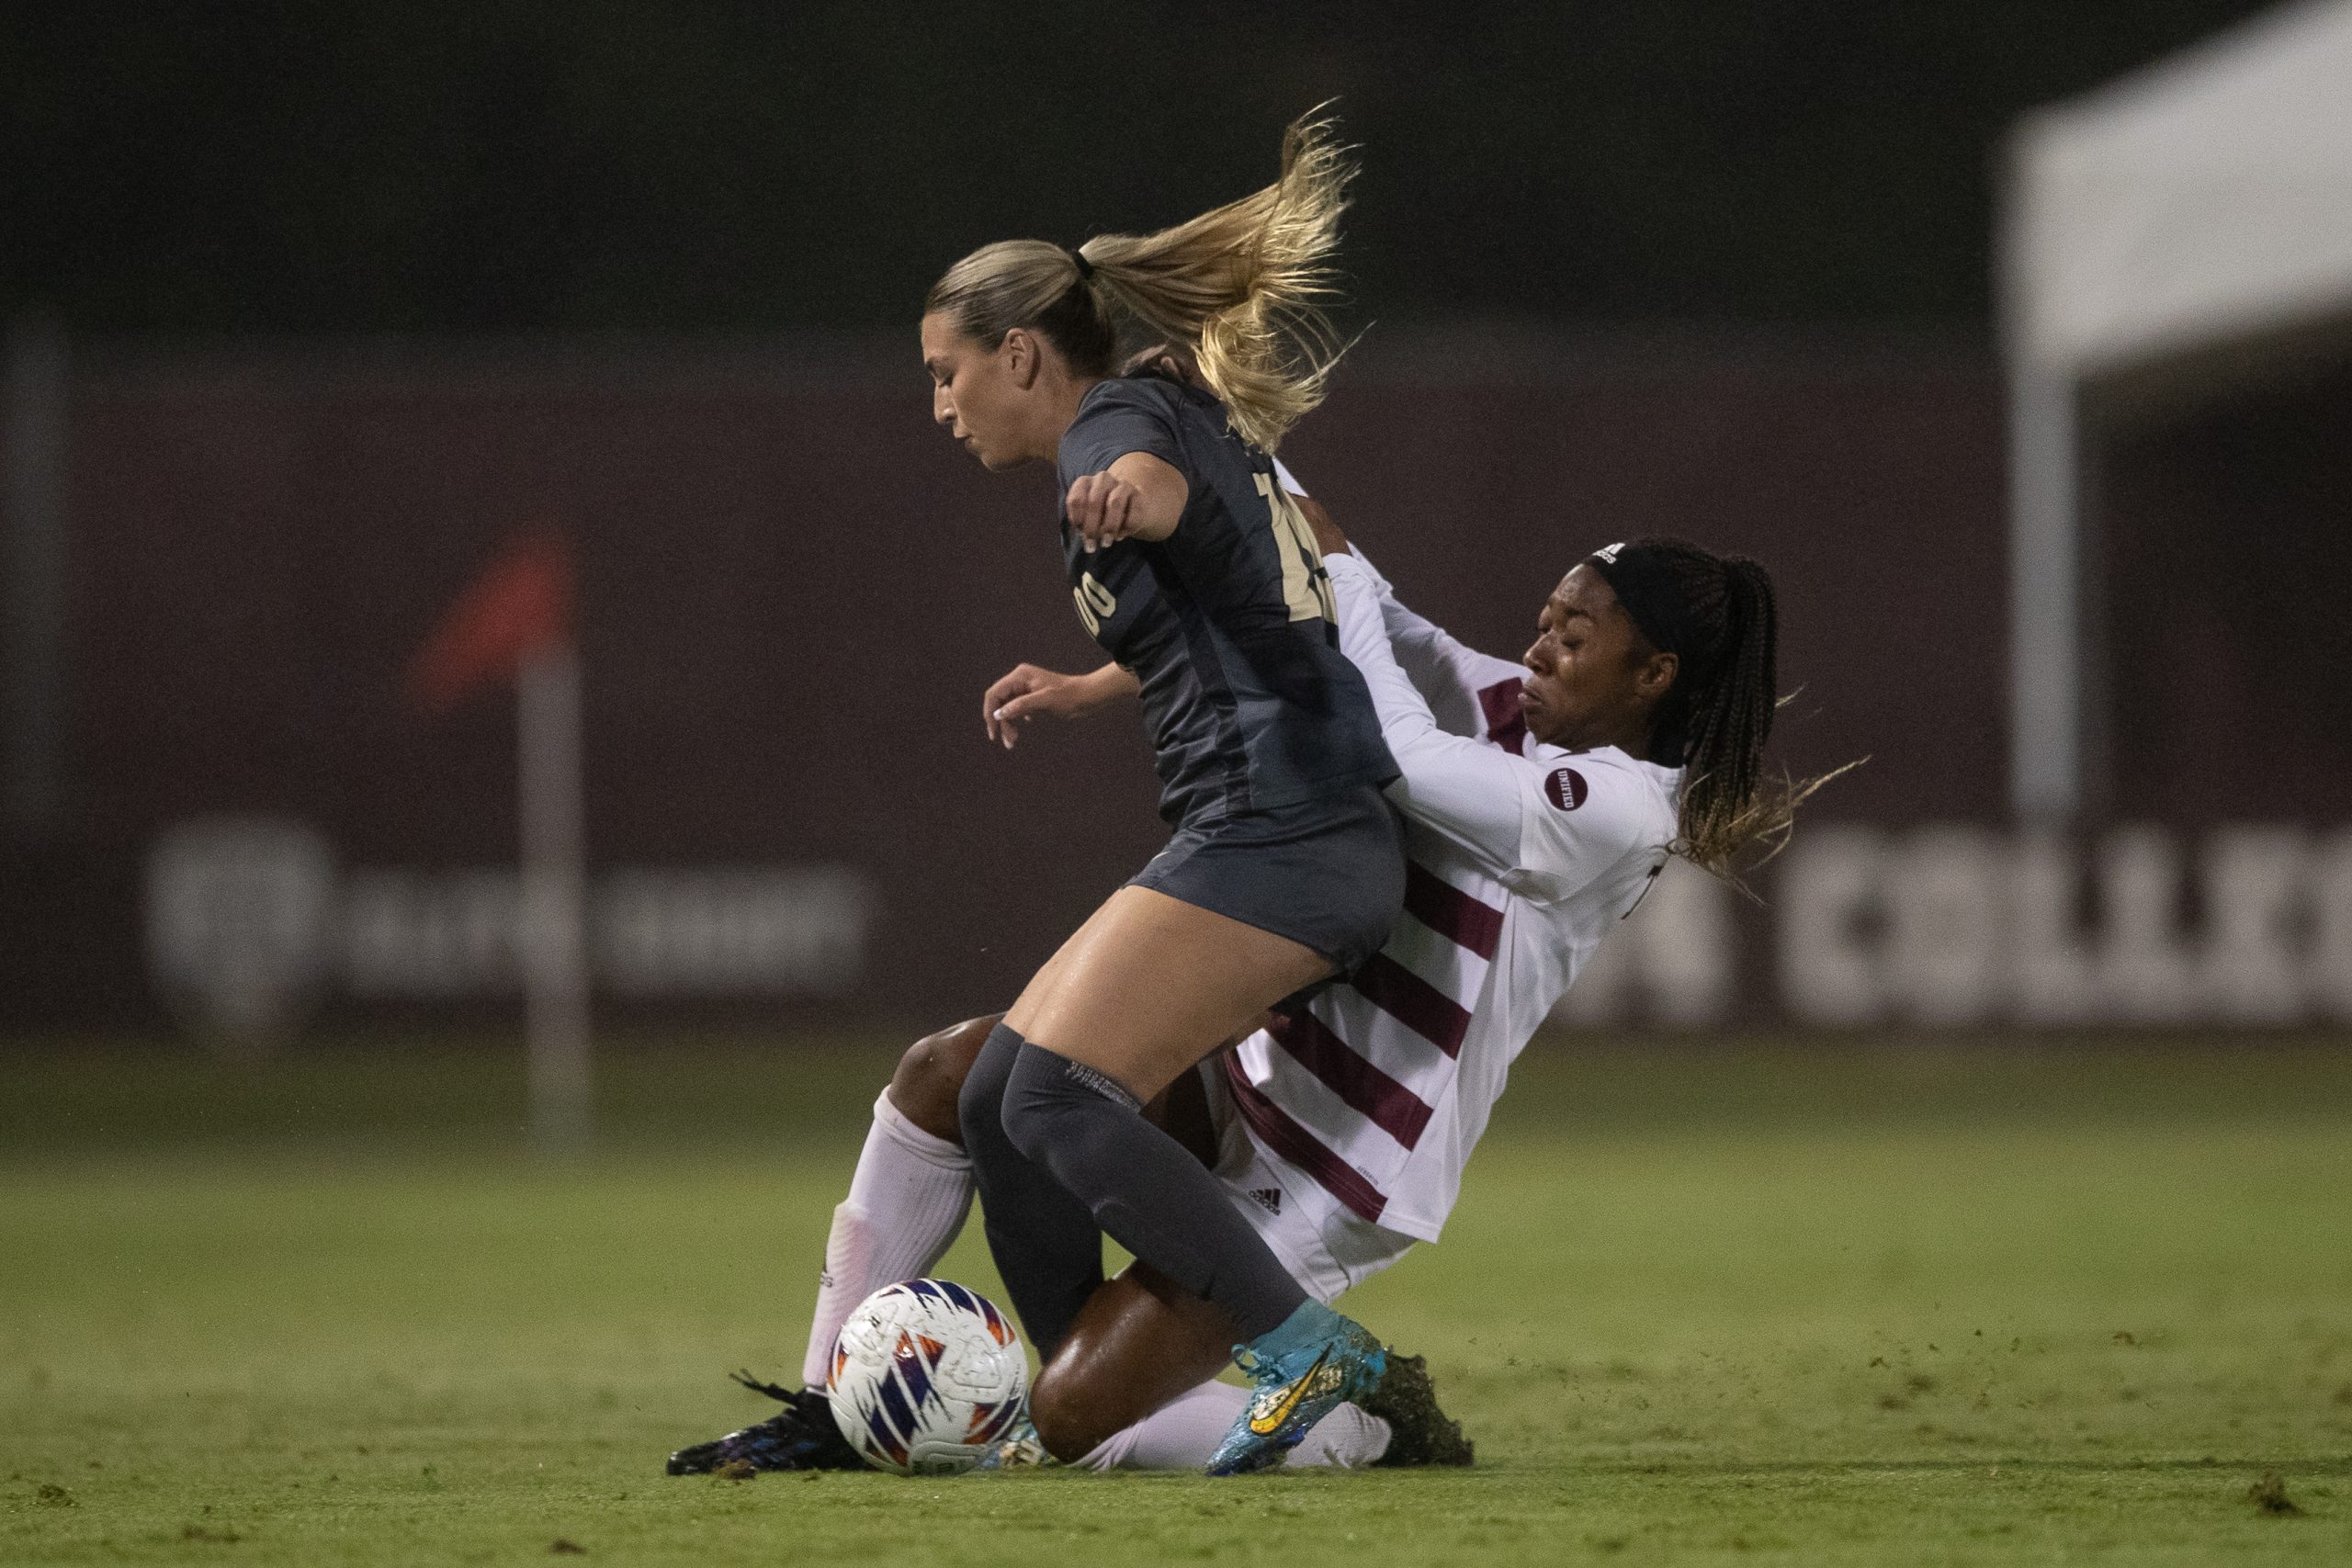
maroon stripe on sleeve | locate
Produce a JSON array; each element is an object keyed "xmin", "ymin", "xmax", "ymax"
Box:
[
  {"xmin": 1403, "ymin": 861, "xmax": 1504, "ymax": 961},
  {"xmin": 1478, "ymin": 678, "xmax": 1528, "ymax": 755},
  {"xmin": 1265, "ymin": 1011, "xmax": 1434, "ymax": 1149},
  {"xmin": 1220, "ymin": 1056, "xmax": 1387, "ymax": 1224},
  {"xmin": 1350, "ymin": 953, "xmax": 1471, "ymax": 1058}
]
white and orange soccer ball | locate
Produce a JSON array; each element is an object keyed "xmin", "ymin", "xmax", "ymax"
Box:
[{"xmin": 824, "ymin": 1279, "xmax": 1028, "ymax": 1475}]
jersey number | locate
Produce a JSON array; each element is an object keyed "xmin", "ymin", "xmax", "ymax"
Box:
[
  {"xmin": 1073, "ymin": 571, "xmax": 1117, "ymax": 638},
  {"xmin": 1254, "ymin": 473, "xmax": 1337, "ymax": 624}
]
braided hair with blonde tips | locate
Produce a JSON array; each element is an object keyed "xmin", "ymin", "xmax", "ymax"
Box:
[
  {"xmin": 1591, "ymin": 538, "xmax": 1848, "ymax": 879},
  {"xmin": 922, "ymin": 107, "xmax": 1356, "ymax": 453}
]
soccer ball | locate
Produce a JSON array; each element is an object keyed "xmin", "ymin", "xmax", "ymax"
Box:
[{"xmin": 825, "ymin": 1279, "xmax": 1029, "ymax": 1475}]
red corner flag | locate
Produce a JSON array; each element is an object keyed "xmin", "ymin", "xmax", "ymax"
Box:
[
  {"xmin": 407, "ymin": 531, "xmax": 574, "ymax": 713},
  {"xmin": 405, "ymin": 527, "xmax": 593, "ymax": 1150}
]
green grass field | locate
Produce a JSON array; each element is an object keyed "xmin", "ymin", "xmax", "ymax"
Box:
[{"xmin": 4, "ymin": 1035, "xmax": 2349, "ymax": 1565}]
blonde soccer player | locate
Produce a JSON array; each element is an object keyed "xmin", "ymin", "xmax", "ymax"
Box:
[{"xmin": 670, "ymin": 479, "xmax": 1815, "ymax": 1474}]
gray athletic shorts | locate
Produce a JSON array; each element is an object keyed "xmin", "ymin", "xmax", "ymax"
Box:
[{"xmin": 1127, "ymin": 782, "xmax": 1406, "ymax": 975}]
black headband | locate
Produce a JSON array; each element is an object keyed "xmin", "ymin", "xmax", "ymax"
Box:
[
  {"xmin": 1063, "ymin": 246, "xmax": 1094, "ymax": 281},
  {"xmin": 1585, "ymin": 541, "xmax": 1699, "ymax": 662}
]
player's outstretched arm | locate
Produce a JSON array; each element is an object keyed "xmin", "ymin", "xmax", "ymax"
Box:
[
  {"xmin": 1298, "ymin": 501, "xmax": 1514, "ymax": 709},
  {"xmin": 1301, "ymin": 497, "xmax": 1525, "ymax": 728},
  {"xmin": 982, "ymin": 661, "xmax": 1141, "ymax": 749},
  {"xmin": 1298, "ymin": 494, "xmax": 1350, "ymax": 558},
  {"xmin": 1326, "ymin": 554, "xmax": 1526, "ymax": 869}
]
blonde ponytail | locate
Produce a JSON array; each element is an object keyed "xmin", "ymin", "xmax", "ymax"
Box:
[{"xmin": 924, "ymin": 108, "xmax": 1357, "ymax": 453}]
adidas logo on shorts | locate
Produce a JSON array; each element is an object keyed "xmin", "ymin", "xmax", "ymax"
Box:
[{"xmin": 1247, "ymin": 1188, "xmax": 1283, "ymax": 1216}]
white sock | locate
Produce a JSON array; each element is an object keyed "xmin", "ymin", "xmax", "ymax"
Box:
[
  {"xmin": 1286, "ymin": 1400, "xmax": 1392, "ymax": 1469},
  {"xmin": 799, "ymin": 1091, "xmax": 977, "ymax": 1388},
  {"xmin": 1075, "ymin": 1381, "xmax": 1392, "ymax": 1471}
]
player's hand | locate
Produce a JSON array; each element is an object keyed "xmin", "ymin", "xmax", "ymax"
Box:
[
  {"xmin": 1119, "ymin": 343, "xmax": 1202, "ymax": 386},
  {"xmin": 1299, "ymin": 495, "xmax": 1350, "ymax": 558},
  {"xmin": 1064, "ymin": 471, "xmax": 1147, "ymax": 554},
  {"xmin": 983, "ymin": 662, "xmax": 1138, "ymax": 749}
]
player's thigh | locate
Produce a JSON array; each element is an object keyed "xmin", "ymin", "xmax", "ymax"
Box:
[
  {"xmin": 1005, "ymin": 886, "xmax": 1329, "ymax": 1101},
  {"xmin": 884, "ymin": 1012, "xmax": 1005, "ymax": 1145},
  {"xmin": 1026, "ymin": 1262, "xmax": 1238, "ymax": 1463}
]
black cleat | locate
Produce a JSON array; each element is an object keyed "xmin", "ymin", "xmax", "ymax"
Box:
[
  {"xmin": 664, "ymin": 1371, "xmax": 868, "ymax": 1474},
  {"xmin": 1358, "ymin": 1351, "xmax": 1475, "ymax": 1467}
]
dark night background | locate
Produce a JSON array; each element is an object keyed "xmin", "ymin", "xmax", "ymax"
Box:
[
  {"xmin": 8, "ymin": 0, "xmax": 2348, "ymax": 1037},
  {"xmin": 0, "ymin": 2, "xmax": 2278, "ymax": 337}
]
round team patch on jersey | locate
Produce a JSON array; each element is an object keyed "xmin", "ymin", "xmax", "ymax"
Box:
[{"xmin": 1544, "ymin": 767, "xmax": 1590, "ymax": 811}]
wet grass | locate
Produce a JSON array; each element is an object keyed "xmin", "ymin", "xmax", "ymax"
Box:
[{"xmin": 3, "ymin": 1034, "xmax": 2348, "ymax": 1564}]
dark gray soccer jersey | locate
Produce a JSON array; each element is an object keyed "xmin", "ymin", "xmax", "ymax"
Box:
[{"xmin": 1056, "ymin": 375, "xmax": 1396, "ymax": 827}]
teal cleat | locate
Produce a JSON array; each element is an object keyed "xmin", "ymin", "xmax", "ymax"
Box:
[
  {"xmin": 1205, "ymin": 1301, "xmax": 1389, "ymax": 1476},
  {"xmin": 975, "ymin": 1412, "xmax": 1052, "ymax": 1471}
]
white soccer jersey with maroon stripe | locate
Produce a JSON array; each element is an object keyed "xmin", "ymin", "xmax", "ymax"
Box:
[{"xmin": 1223, "ymin": 551, "xmax": 1679, "ymax": 1245}]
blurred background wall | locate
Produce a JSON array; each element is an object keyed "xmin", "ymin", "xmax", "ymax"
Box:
[{"xmin": 4, "ymin": 0, "xmax": 2346, "ymax": 1044}]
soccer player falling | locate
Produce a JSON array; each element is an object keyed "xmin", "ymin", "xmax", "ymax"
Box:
[{"xmin": 669, "ymin": 466, "xmax": 1815, "ymax": 1473}]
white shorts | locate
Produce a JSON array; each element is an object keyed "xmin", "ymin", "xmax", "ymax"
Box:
[{"xmin": 1199, "ymin": 1061, "xmax": 1417, "ymax": 1303}]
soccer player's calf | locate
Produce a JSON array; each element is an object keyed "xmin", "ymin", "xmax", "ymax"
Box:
[{"xmin": 667, "ymin": 1018, "xmax": 1455, "ymax": 1472}]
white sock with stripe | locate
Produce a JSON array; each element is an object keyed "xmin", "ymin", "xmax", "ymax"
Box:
[
  {"xmin": 799, "ymin": 1091, "xmax": 977, "ymax": 1389},
  {"xmin": 1075, "ymin": 1381, "xmax": 1392, "ymax": 1471}
]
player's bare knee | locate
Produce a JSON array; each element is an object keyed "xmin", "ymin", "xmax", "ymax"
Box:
[
  {"xmin": 1025, "ymin": 1363, "xmax": 1114, "ymax": 1464},
  {"xmin": 886, "ymin": 1014, "xmax": 1002, "ymax": 1146}
]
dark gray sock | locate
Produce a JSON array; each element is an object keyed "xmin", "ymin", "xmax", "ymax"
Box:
[
  {"xmin": 1000, "ymin": 1040, "xmax": 1307, "ymax": 1341},
  {"xmin": 956, "ymin": 1023, "xmax": 1105, "ymax": 1356}
]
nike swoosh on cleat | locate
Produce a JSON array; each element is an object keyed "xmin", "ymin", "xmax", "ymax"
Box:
[{"xmin": 1247, "ymin": 1346, "xmax": 1331, "ymax": 1437}]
